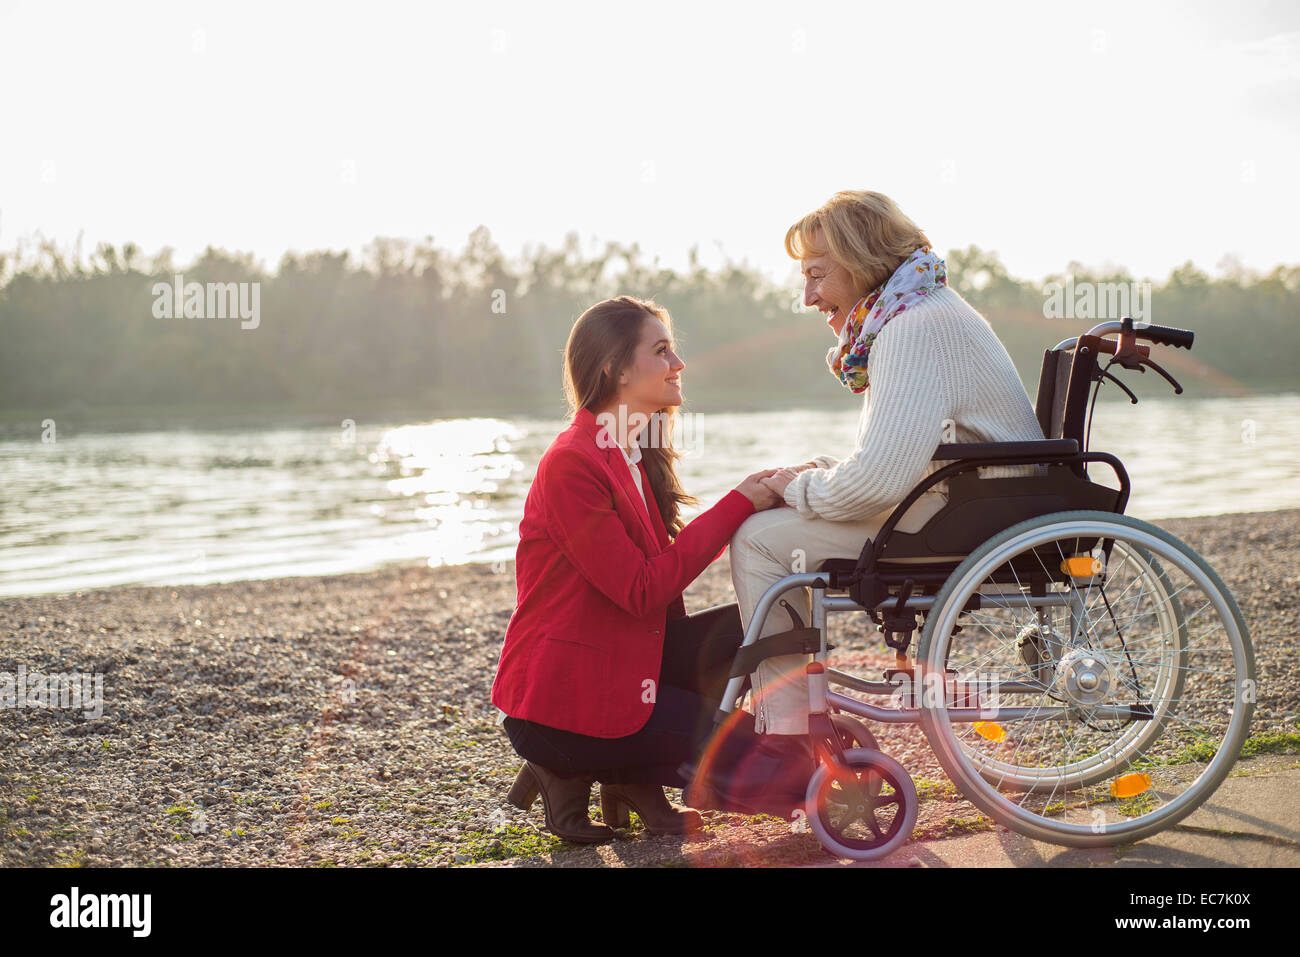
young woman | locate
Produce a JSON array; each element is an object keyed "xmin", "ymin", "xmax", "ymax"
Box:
[{"xmin": 491, "ymin": 295, "xmax": 785, "ymax": 843}]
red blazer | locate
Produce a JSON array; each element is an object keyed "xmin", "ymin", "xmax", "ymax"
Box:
[{"xmin": 491, "ymin": 407, "xmax": 755, "ymax": 738}]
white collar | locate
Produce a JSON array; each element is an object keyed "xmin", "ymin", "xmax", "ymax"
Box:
[{"xmin": 596, "ymin": 423, "xmax": 643, "ymax": 466}]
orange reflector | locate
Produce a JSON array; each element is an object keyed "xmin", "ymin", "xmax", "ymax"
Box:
[
  {"xmin": 973, "ymin": 721, "xmax": 1006, "ymax": 742},
  {"xmin": 1110, "ymin": 773, "xmax": 1151, "ymax": 798},
  {"xmin": 1061, "ymin": 555, "xmax": 1102, "ymax": 578}
]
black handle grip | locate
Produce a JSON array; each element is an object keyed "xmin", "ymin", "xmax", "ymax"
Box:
[{"xmin": 1135, "ymin": 323, "xmax": 1194, "ymax": 350}]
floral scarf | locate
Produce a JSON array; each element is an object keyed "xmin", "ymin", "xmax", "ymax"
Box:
[{"xmin": 827, "ymin": 245, "xmax": 947, "ymax": 393}]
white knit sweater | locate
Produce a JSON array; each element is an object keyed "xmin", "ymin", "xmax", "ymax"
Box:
[{"xmin": 784, "ymin": 286, "xmax": 1045, "ymax": 522}]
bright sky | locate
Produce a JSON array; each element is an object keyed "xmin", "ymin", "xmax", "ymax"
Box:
[{"xmin": 2, "ymin": 0, "xmax": 1297, "ymax": 285}]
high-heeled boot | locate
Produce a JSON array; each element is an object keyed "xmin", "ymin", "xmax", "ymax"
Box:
[
  {"xmin": 506, "ymin": 761, "xmax": 614, "ymax": 844},
  {"xmin": 599, "ymin": 782, "xmax": 702, "ymax": 835}
]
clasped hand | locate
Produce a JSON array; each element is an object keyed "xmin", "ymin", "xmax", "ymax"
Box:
[{"xmin": 734, "ymin": 461, "xmax": 820, "ymax": 510}]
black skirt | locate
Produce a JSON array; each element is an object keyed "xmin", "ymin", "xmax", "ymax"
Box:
[{"xmin": 503, "ymin": 603, "xmax": 744, "ymax": 787}]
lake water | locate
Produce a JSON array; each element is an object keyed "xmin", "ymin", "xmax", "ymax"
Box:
[{"xmin": 2, "ymin": 394, "xmax": 1297, "ymax": 597}]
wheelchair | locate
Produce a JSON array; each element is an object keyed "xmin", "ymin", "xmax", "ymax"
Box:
[{"xmin": 694, "ymin": 317, "xmax": 1256, "ymax": 861}]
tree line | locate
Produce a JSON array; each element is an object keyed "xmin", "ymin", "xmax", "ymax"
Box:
[{"xmin": 1, "ymin": 230, "xmax": 1296, "ymax": 427}]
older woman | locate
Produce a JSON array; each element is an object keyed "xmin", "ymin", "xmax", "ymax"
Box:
[{"xmin": 706, "ymin": 190, "xmax": 1046, "ymax": 813}]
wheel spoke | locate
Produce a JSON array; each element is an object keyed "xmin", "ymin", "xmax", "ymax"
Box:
[{"xmin": 864, "ymin": 811, "xmax": 885, "ymax": 839}]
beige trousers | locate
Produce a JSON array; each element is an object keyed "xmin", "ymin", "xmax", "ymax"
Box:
[{"xmin": 728, "ymin": 492, "xmax": 949, "ymax": 734}]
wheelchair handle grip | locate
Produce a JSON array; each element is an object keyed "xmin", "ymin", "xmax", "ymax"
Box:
[
  {"xmin": 1134, "ymin": 323, "xmax": 1194, "ymax": 350},
  {"xmin": 1060, "ymin": 320, "xmax": 1195, "ymax": 353}
]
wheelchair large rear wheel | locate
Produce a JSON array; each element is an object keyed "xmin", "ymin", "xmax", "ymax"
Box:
[
  {"xmin": 917, "ymin": 511, "xmax": 1254, "ymax": 847},
  {"xmin": 941, "ymin": 538, "xmax": 1188, "ymax": 791}
]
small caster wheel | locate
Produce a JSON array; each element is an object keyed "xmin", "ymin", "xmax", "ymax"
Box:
[
  {"xmin": 827, "ymin": 714, "xmax": 882, "ymax": 798},
  {"xmin": 806, "ymin": 748, "xmax": 917, "ymax": 861},
  {"xmin": 829, "ymin": 713, "xmax": 880, "ymax": 753}
]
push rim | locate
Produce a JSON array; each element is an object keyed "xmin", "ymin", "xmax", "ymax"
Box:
[
  {"xmin": 955, "ymin": 540, "xmax": 1189, "ymax": 790},
  {"xmin": 918, "ymin": 512, "xmax": 1253, "ymax": 846}
]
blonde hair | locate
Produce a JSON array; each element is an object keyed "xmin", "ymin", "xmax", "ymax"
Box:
[
  {"xmin": 562, "ymin": 296, "xmax": 697, "ymax": 538},
  {"xmin": 784, "ymin": 191, "xmax": 932, "ymax": 293}
]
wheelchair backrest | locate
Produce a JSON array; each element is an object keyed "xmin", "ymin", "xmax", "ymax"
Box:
[{"xmin": 1034, "ymin": 345, "xmax": 1099, "ymax": 448}]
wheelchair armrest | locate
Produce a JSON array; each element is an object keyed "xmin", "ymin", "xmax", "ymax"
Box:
[{"xmin": 932, "ymin": 439, "xmax": 1079, "ymax": 462}]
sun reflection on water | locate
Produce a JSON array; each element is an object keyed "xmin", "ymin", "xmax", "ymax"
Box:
[{"xmin": 373, "ymin": 419, "xmax": 527, "ymax": 568}]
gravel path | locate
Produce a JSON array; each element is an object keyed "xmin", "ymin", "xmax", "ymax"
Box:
[{"xmin": 2, "ymin": 509, "xmax": 1296, "ymax": 868}]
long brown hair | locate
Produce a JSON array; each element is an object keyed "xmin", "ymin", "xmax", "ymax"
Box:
[{"xmin": 563, "ymin": 296, "xmax": 697, "ymax": 537}]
